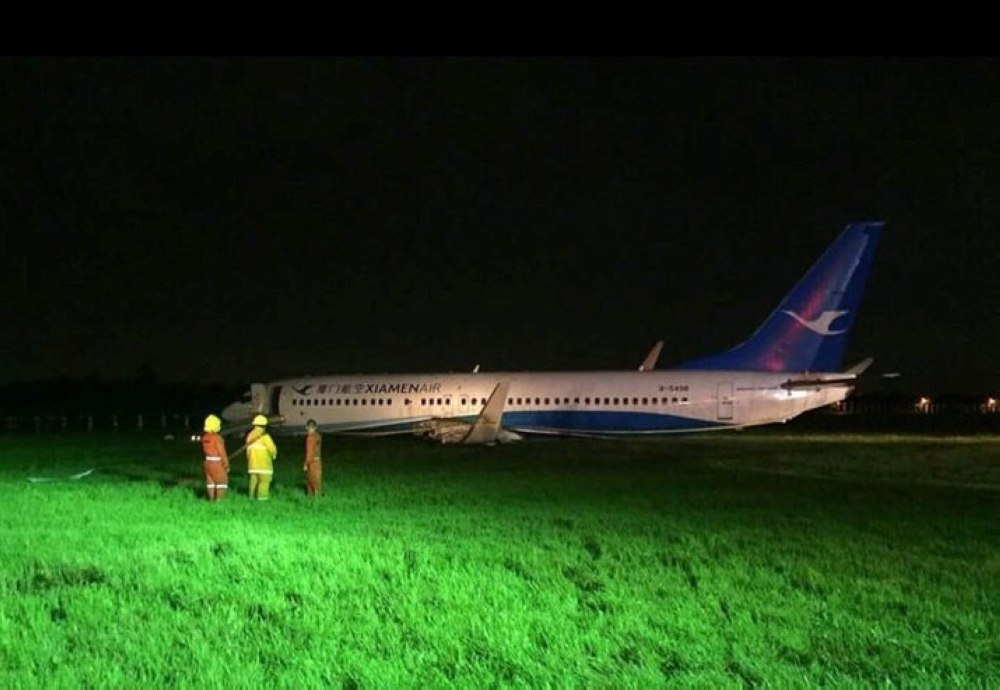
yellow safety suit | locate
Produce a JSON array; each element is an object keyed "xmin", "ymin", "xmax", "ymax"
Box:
[{"xmin": 246, "ymin": 426, "xmax": 277, "ymax": 500}]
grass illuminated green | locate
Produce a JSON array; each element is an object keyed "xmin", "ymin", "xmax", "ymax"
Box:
[{"xmin": 0, "ymin": 428, "xmax": 997, "ymax": 687}]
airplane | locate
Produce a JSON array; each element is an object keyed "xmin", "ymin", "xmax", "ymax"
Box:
[{"xmin": 221, "ymin": 221, "xmax": 883, "ymax": 444}]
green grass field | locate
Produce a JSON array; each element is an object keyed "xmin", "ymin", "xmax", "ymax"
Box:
[{"xmin": 1, "ymin": 428, "xmax": 998, "ymax": 687}]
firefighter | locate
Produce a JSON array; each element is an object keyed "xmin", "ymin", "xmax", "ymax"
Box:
[
  {"xmin": 246, "ymin": 414, "xmax": 277, "ymax": 500},
  {"xmin": 201, "ymin": 414, "xmax": 229, "ymax": 500},
  {"xmin": 303, "ymin": 418, "xmax": 322, "ymax": 496}
]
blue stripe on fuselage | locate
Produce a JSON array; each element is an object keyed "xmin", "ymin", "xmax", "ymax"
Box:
[
  {"xmin": 501, "ymin": 409, "xmax": 724, "ymax": 434},
  {"xmin": 294, "ymin": 410, "xmax": 724, "ymax": 437}
]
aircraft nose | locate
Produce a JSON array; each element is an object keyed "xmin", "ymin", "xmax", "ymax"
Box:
[{"xmin": 221, "ymin": 400, "xmax": 251, "ymax": 423}]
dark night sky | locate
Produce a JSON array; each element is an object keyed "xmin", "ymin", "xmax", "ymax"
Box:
[{"xmin": 2, "ymin": 57, "xmax": 998, "ymax": 395}]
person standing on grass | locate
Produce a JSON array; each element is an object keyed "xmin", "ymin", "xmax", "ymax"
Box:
[
  {"xmin": 246, "ymin": 414, "xmax": 277, "ymax": 500},
  {"xmin": 201, "ymin": 414, "xmax": 229, "ymax": 500},
  {"xmin": 303, "ymin": 418, "xmax": 322, "ymax": 496}
]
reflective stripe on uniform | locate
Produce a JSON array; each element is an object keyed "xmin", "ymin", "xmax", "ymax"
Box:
[
  {"xmin": 247, "ymin": 469, "xmax": 274, "ymax": 474},
  {"xmin": 206, "ymin": 456, "xmax": 222, "ymax": 461}
]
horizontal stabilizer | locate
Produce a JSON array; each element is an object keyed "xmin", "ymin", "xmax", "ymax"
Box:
[
  {"xmin": 845, "ymin": 356, "xmax": 874, "ymax": 375},
  {"xmin": 781, "ymin": 375, "xmax": 859, "ymax": 390},
  {"xmin": 782, "ymin": 356, "xmax": 874, "ymax": 389}
]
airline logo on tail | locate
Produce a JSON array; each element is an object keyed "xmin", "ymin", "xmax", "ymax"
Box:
[
  {"xmin": 782, "ymin": 309, "xmax": 849, "ymax": 336},
  {"xmin": 676, "ymin": 221, "xmax": 882, "ymax": 373}
]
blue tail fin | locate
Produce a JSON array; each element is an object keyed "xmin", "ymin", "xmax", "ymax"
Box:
[{"xmin": 677, "ymin": 221, "xmax": 883, "ymax": 373}]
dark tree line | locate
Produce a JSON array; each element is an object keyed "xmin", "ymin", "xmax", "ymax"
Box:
[{"xmin": 0, "ymin": 377, "xmax": 244, "ymax": 417}]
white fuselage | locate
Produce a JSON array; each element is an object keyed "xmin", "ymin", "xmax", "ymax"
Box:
[{"xmin": 234, "ymin": 369, "xmax": 851, "ymax": 438}]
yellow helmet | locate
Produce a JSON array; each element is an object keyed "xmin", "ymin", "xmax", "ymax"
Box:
[
  {"xmin": 306, "ymin": 419, "xmax": 317, "ymax": 430},
  {"xmin": 252, "ymin": 414, "xmax": 268, "ymax": 427},
  {"xmin": 203, "ymin": 414, "xmax": 222, "ymax": 433}
]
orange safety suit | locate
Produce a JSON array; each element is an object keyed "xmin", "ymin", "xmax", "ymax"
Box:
[
  {"xmin": 303, "ymin": 428, "xmax": 322, "ymax": 495},
  {"xmin": 245, "ymin": 426, "xmax": 277, "ymax": 500},
  {"xmin": 201, "ymin": 431, "xmax": 229, "ymax": 500}
]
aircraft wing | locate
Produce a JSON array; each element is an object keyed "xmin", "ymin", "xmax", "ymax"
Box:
[
  {"xmin": 414, "ymin": 381, "xmax": 521, "ymax": 444},
  {"xmin": 639, "ymin": 341, "xmax": 664, "ymax": 372}
]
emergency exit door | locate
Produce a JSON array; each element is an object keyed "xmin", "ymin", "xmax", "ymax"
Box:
[
  {"xmin": 716, "ymin": 382, "xmax": 734, "ymax": 420},
  {"xmin": 269, "ymin": 386, "xmax": 282, "ymax": 417}
]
